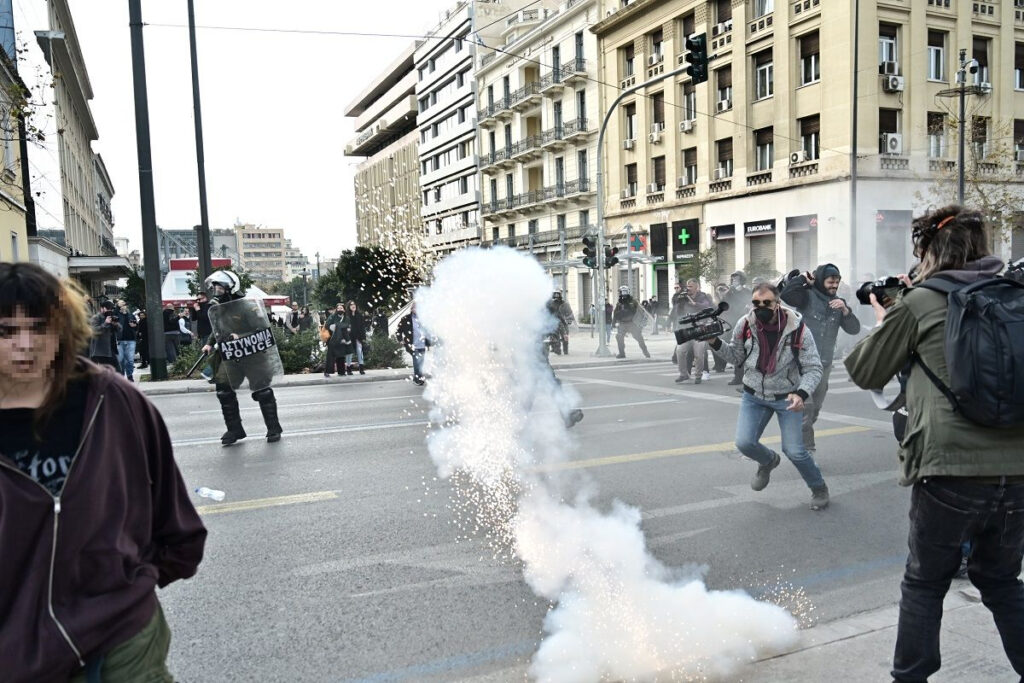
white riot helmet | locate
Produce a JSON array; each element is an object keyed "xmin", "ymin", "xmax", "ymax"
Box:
[
  {"xmin": 204, "ymin": 270, "xmax": 241, "ymax": 298},
  {"xmin": 618, "ymin": 285, "xmax": 630, "ymax": 297}
]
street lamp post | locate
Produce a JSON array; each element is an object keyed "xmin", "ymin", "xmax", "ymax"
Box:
[
  {"xmin": 936, "ymin": 51, "xmax": 981, "ymax": 205},
  {"xmin": 301, "ymin": 268, "xmax": 308, "ymax": 306},
  {"xmin": 315, "ymin": 251, "xmax": 321, "ymax": 281}
]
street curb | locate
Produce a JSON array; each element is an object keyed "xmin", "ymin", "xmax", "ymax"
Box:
[{"xmin": 138, "ymin": 357, "xmax": 666, "ymax": 396}]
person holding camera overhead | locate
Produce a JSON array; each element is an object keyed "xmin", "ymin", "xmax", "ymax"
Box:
[
  {"xmin": 845, "ymin": 206, "xmax": 1024, "ymax": 683},
  {"xmin": 671, "ymin": 279, "xmax": 713, "ymax": 384},
  {"xmin": 780, "ymin": 263, "xmax": 860, "ymax": 457},
  {"xmin": 706, "ymin": 282, "xmax": 830, "ymax": 510}
]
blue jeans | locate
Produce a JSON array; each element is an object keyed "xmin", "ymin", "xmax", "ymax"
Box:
[
  {"xmin": 354, "ymin": 340, "xmax": 364, "ymax": 365},
  {"xmin": 117, "ymin": 340, "xmax": 136, "ymax": 379},
  {"xmin": 411, "ymin": 348, "xmax": 425, "ymax": 380},
  {"xmin": 735, "ymin": 391, "xmax": 825, "ymax": 489},
  {"xmin": 892, "ymin": 478, "xmax": 1024, "ymax": 682}
]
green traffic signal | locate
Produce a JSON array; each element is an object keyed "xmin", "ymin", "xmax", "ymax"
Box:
[
  {"xmin": 685, "ymin": 33, "xmax": 708, "ymax": 85},
  {"xmin": 582, "ymin": 235, "xmax": 598, "ymax": 269}
]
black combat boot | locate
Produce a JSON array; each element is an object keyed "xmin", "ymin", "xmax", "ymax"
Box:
[
  {"xmin": 216, "ymin": 386, "xmax": 246, "ymax": 446},
  {"xmin": 562, "ymin": 340, "xmax": 569, "ymax": 355},
  {"xmin": 253, "ymin": 387, "xmax": 283, "ymax": 443},
  {"xmin": 346, "ymin": 364, "xmax": 354, "ymax": 376},
  {"xmin": 358, "ymin": 364, "xmax": 366, "ymax": 375}
]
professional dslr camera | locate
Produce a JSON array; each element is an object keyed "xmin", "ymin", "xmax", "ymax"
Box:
[
  {"xmin": 675, "ymin": 302, "xmax": 730, "ymax": 344},
  {"xmin": 856, "ymin": 276, "xmax": 907, "ymax": 308},
  {"xmin": 1005, "ymin": 257, "xmax": 1024, "ymax": 284}
]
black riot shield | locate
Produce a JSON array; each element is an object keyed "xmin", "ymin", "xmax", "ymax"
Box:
[{"xmin": 208, "ymin": 298, "xmax": 284, "ymax": 391}]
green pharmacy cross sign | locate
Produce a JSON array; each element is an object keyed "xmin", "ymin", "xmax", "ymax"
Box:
[{"xmin": 677, "ymin": 226, "xmax": 692, "ymax": 245}]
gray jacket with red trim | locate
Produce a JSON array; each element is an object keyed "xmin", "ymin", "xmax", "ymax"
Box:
[{"xmin": 0, "ymin": 361, "xmax": 206, "ymax": 682}]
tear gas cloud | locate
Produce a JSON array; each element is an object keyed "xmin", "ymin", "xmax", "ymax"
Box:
[{"xmin": 418, "ymin": 247, "xmax": 798, "ymax": 681}]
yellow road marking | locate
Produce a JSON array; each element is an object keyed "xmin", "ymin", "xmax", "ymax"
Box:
[
  {"xmin": 530, "ymin": 425, "xmax": 871, "ymax": 473},
  {"xmin": 196, "ymin": 490, "xmax": 338, "ymax": 515}
]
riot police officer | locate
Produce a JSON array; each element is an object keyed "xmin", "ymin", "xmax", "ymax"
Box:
[
  {"xmin": 545, "ymin": 290, "xmax": 574, "ymax": 355},
  {"xmin": 612, "ymin": 285, "xmax": 651, "ymax": 359},
  {"xmin": 200, "ymin": 271, "xmax": 284, "ymax": 445}
]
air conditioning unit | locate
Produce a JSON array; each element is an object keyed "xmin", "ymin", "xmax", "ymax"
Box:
[
  {"xmin": 883, "ymin": 132, "xmax": 903, "ymax": 155},
  {"xmin": 725, "ymin": 19, "xmax": 733, "ymax": 31},
  {"xmin": 648, "ymin": 54, "xmax": 663, "ymax": 66},
  {"xmin": 978, "ymin": 81, "xmax": 993, "ymax": 94},
  {"xmin": 880, "ymin": 61, "xmax": 899, "ymax": 76},
  {"xmin": 1016, "ymin": 150, "xmax": 1024, "ymax": 162},
  {"xmin": 623, "ymin": 138, "xmax": 636, "ymax": 150},
  {"xmin": 677, "ymin": 176, "xmax": 689, "ymax": 187},
  {"xmin": 716, "ymin": 99, "xmax": 732, "ymax": 113},
  {"xmin": 679, "ymin": 120, "xmax": 694, "ymax": 133},
  {"xmin": 621, "ymin": 188, "xmax": 634, "ymax": 199},
  {"xmin": 714, "ymin": 167, "xmax": 730, "ymax": 181},
  {"xmin": 790, "ymin": 150, "xmax": 809, "ymax": 165},
  {"xmin": 647, "ymin": 183, "xmax": 661, "ymax": 193},
  {"xmin": 648, "ymin": 132, "xmax": 662, "ymax": 144},
  {"xmin": 882, "ymin": 75, "xmax": 904, "ymax": 93}
]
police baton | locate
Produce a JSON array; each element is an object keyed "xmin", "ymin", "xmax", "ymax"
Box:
[{"xmin": 185, "ymin": 349, "xmax": 211, "ymax": 378}]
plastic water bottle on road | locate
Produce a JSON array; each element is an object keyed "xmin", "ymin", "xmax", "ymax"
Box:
[{"xmin": 194, "ymin": 487, "xmax": 225, "ymax": 502}]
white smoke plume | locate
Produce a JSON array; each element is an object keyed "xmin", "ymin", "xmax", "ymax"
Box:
[{"xmin": 418, "ymin": 248, "xmax": 798, "ymax": 682}]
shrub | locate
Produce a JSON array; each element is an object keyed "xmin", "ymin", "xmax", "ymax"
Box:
[
  {"xmin": 272, "ymin": 327, "xmax": 324, "ymax": 374},
  {"xmin": 168, "ymin": 342, "xmax": 205, "ymax": 379},
  {"xmin": 363, "ymin": 335, "xmax": 407, "ymax": 369}
]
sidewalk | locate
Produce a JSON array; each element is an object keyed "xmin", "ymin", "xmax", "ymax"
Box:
[{"xmin": 136, "ymin": 327, "xmax": 682, "ymax": 396}]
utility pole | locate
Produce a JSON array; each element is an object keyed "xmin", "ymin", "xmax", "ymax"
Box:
[
  {"xmin": 315, "ymin": 251, "xmax": 321, "ymax": 281},
  {"xmin": 301, "ymin": 267, "xmax": 308, "ymax": 306},
  {"xmin": 129, "ymin": 0, "xmax": 167, "ymax": 380},
  {"xmin": 957, "ymin": 49, "xmax": 967, "ymax": 204},
  {"xmin": 188, "ymin": 0, "xmax": 212, "ymax": 282},
  {"xmin": 596, "ymin": 63, "xmax": 689, "ymax": 356},
  {"xmin": 849, "ymin": 0, "xmax": 860, "ymax": 282},
  {"xmin": 625, "ymin": 223, "xmax": 633, "ymax": 292}
]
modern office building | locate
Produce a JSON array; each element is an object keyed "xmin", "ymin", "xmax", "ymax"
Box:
[
  {"xmin": 593, "ymin": 0, "xmax": 1024, "ymax": 302},
  {"xmin": 344, "ymin": 43, "xmax": 422, "ymax": 251},
  {"xmin": 476, "ymin": 0, "xmax": 602, "ymax": 313},
  {"xmin": 233, "ymin": 223, "xmax": 308, "ymax": 284}
]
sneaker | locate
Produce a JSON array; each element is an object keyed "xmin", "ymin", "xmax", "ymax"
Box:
[
  {"xmin": 701, "ymin": 371, "xmax": 711, "ymax": 381},
  {"xmin": 674, "ymin": 375, "xmax": 690, "ymax": 383},
  {"xmin": 751, "ymin": 452, "xmax": 781, "ymax": 491},
  {"xmin": 694, "ymin": 377, "xmax": 702, "ymax": 385},
  {"xmin": 616, "ymin": 353, "xmax": 626, "ymax": 359},
  {"xmin": 727, "ymin": 378, "xmax": 743, "ymax": 386},
  {"xmin": 810, "ymin": 485, "xmax": 830, "ymax": 511}
]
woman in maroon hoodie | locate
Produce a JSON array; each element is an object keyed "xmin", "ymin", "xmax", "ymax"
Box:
[{"xmin": 0, "ymin": 263, "xmax": 206, "ymax": 682}]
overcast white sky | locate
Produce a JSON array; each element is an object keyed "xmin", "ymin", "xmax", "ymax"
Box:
[{"xmin": 20, "ymin": 0, "xmax": 455, "ymax": 261}]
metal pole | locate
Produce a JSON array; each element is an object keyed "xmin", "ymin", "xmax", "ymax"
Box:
[
  {"xmin": 129, "ymin": 0, "xmax": 167, "ymax": 380},
  {"xmin": 849, "ymin": 0, "xmax": 859, "ymax": 281},
  {"xmin": 595, "ymin": 63, "xmax": 688, "ymax": 356},
  {"xmin": 957, "ymin": 49, "xmax": 967, "ymax": 205},
  {"xmin": 188, "ymin": 0, "xmax": 212, "ymax": 283},
  {"xmin": 558, "ymin": 228, "xmax": 566, "ymax": 296},
  {"xmin": 315, "ymin": 251, "xmax": 321, "ymax": 280},
  {"xmin": 626, "ymin": 223, "xmax": 633, "ymax": 292},
  {"xmin": 302, "ymin": 270, "xmax": 308, "ymax": 306}
]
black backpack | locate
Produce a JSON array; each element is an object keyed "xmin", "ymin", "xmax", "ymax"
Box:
[{"xmin": 915, "ymin": 276, "xmax": 1024, "ymax": 427}]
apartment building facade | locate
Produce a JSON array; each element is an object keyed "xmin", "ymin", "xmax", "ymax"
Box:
[
  {"xmin": 344, "ymin": 43, "xmax": 422, "ymax": 250},
  {"xmin": 477, "ymin": 0, "xmax": 603, "ymax": 313},
  {"xmin": 593, "ymin": 0, "xmax": 1024, "ymax": 303},
  {"xmin": 234, "ymin": 223, "xmax": 307, "ymax": 284},
  {"xmin": 0, "ymin": 51, "xmax": 27, "ymax": 263}
]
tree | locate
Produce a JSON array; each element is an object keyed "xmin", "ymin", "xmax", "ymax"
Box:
[
  {"xmin": 676, "ymin": 246, "xmax": 721, "ymax": 285},
  {"xmin": 265, "ymin": 276, "xmax": 309, "ymax": 305},
  {"xmin": 329, "ymin": 246, "xmax": 422, "ymax": 314},
  {"xmin": 312, "ymin": 269, "xmax": 343, "ymax": 310},
  {"xmin": 123, "ymin": 267, "xmax": 147, "ymax": 311},
  {"xmin": 187, "ymin": 265, "xmax": 254, "ymax": 297},
  {"xmin": 917, "ymin": 116, "xmax": 1024, "ymax": 254}
]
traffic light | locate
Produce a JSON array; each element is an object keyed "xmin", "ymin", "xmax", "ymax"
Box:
[
  {"xmin": 684, "ymin": 33, "xmax": 708, "ymax": 85},
  {"xmin": 604, "ymin": 245, "xmax": 619, "ymax": 268},
  {"xmin": 582, "ymin": 236, "xmax": 597, "ymax": 268}
]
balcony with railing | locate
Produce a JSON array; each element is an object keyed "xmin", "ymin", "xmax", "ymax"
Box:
[
  {"xmin": 563, "ymin": 117, "xmax": 590, "ymax": 141},
  {"xmin": 747, "ymin": 170, "xmax": 773, "ymax": 186},
  {"xmin": 510, "ymin": 81, "xmax": 543, "ymax": 111},
  {"xmin": 541, "ymin": 125, "xmax": 567, "ymax": 149},
  {"xmin": 540, "ymin": 68, "xmax": 567, "ymax": 92},
  {"xmin": 478, "ymin": 99, "xmax": 507, "ymax": 125},
  {"xmin": 510, "ymin": 135, "xmax": 543, "ymax": 161},
  {"xmin": 561, "ymin": 58, "xmax": 587, "ymax": 83}
]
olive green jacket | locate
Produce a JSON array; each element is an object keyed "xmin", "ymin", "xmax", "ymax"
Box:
[{"xmin": 844, "ymin": 261, "xmax": 1024, "ymax": 485}]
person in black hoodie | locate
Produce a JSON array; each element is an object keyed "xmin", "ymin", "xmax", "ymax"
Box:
[
  {"xmin": 780, "ymin": 263, "xmax": 860, "ymax": 454},
  {"xmin": 347, "ymin": 300, "xmax": 368, "ymax": 375},
  {"xmin": 0, "ymin": 262, "xmax": 205, "ymax": 683},
  {"xmin": 115, "ymin": 299, "xmax": 138, "ymax": 381}
]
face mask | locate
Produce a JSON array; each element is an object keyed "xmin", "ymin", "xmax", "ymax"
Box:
[{"xmin": 754, "ymin": 308, "xmax": 774, "ymax": 324}]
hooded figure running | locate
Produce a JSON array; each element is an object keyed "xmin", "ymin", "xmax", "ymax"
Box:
[{"xmin": 200, "ymin": 271, "xmax": 284, "ymax": 446}]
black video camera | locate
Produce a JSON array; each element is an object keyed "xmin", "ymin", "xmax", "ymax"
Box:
[
  {"xmin": 1005, "ymin": 258, "xmax": 1024, "ymax": 284},
  {"xmin": 856, "ymin": 276, "xmax": 907, "ymax": 307},
  {"xmin": 675, "ymin": 302, "xmax": 730, "ymax": 344}
]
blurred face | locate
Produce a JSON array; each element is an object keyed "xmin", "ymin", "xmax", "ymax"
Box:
[
  {"xmin": 197, "ymin": 293, "xmax": 208, "ymax": 303},
  {"xmin": 823, "ymin": 275, "xmax": 841, "ymax": 295},
  {"xmin": 674, "ymin": 284, "xmax": 682, "ymax": 295},
  {"xmin": 686, "ymin": 281, "xmax": 699, "ymax": 296},
  {"xmin": 291, "ymin": 303, "xmax": 298, "ymax": 311},
  {"xmin": 0, "ymin": 307, "xmax": 60, "ymax": 383},
  {"xmin": 335, "ymin": 304, "xmax": 344, "ymax": 313},
  {"xmin": 348, "ymin": 302, "xmax": 356, "ymax": 312},
  {"xmin": 751, "ymin": 292, "xmax": 777, "ymax": 310}
]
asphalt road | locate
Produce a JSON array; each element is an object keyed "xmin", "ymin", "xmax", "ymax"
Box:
[{"xmin": 151, "ymin": 360, "xmax": 915, "ymax": 682}]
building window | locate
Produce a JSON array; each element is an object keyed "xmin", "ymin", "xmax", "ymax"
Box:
[
  {"xmin": 1015, "ymin": 119, "xmax": 1024, "ymax": 157},
  {"xmin": 508, "ymin": 224, "xmax": 516, "ymax": 239},
  {"xmin": 625, "ymin": 102, "xmax": 637, "ymax": 140},
  {"xmin": 973, "ymin": 36, "xmax": 990, "ymax": 85},
  {"xmin": 10, "ymin": 231, "xmax": 18, "ymax": 261},
  {"xmin": 650, "ymin": 29, "xmax": 663, "ymax": 60},
  {"xmin": 754, "ymin": 127, "xmax": 773, "ymax": 171},
  {"xmin": 879, "ymin": 23, "xmax": 898, "ymax": 68},
  {"xmin": 927, "ymin": 112, "xmax": 946, "ymax": 158},
  {"xmin": 678, "ymin": 13, "xmax": 696, "ymax": 45},
  {"xmin": 459, "ymin": 176, "xmax": 469, "ymax": 194},
  {"xmin": 528, "ymin": 219, "xmax": 539, "ymax": 235},
  {"xmin": 879, "ymin": 108, "xmax": 900, "ymax": 154},
  {"xmin": 924, "ymin": 31, "xmax": 946, "ymax": 82},
  {"xmin": 652, "ymin": 155, "xmax": 666, "ymax": 190},
  {"xmin": 716, "ymin": 67, "xmax": 732, "ymax": 107},
  {"xmin": 623, "ymin": 44, "xmax": 635, "ymax": 77},
  {"xmin": 578, "ymin": 210, "xmax": 589, "ymax": 228},
  {"xmin": 752, "ymin": 0, "xmax": 773, "ymax": 19},
  {"xmin": 1014, "ymin": 43, "xmax": 1024, "ymax": 90},
  {"xmin": 682, "ymin": 147, "xmax": 697, "ymax": 185},
  {"xmin": 625, "ymin": 163, "xmax": 638, "ymax": 195},
  {"xmin": 681, "ymin": 82, "xmax": 696, "ymax": 120},
  {"xmin": 972, "ymin": 116, "xmax": 989, "ymax": 159},
  {"xmin": 577, "ymin": 150, "xmax": 588, "ymax": 182},
  {"xmin": 753, "ymin": 49, "xmax": 774, "ymax": 100},
  {"xmin": 716, "ymin": 138, "xmax": 734, "ymax": 178},
  {"xmin": 799, "ymin": 31, "xmax": 820, "ymax": 85},
  {"xmin": 800, "ymin": 115, "xmax": 820, "ymax": 160},
  {"xmin": 715, "ymin": 0, "xmax": 732, "ymax": 22},
  {"xmin": 651, "ymin": 91, "xmax": 665, "ymax": 129}
]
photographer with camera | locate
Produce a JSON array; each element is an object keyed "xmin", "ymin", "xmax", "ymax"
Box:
[
  {"xmin": 706, "ymin": 282, "xmax": 829, "ymax": 510},
  {"xmin": 780, "ymin": 264, "xmax": 860, "ymax": 456},
  {"xmin": 671, "ymin": 279, "xmax": 713, "ymax": 384},
  {"xmin": 844, "ymin": 206, "xmax": 1024, "ymax": 682}
]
